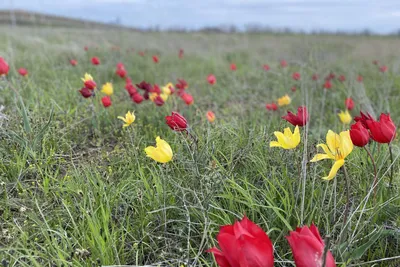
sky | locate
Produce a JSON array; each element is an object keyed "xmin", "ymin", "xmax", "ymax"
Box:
[{"xmin": 1, "ymin": 0, "xmax": 400, "ymax": 34}]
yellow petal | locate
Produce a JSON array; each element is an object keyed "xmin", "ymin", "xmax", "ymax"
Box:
[
  {"xmin": 118, "ymin": 116, "xmax": 127, "ymax": 123},
  {"xmin": 316, "ymin": 144, "xmax": 335, "ymax": 159},
  {"xmin": 310, "ymin": 154, "xmax": 332, "ymax": 162},
  {"xmin": 339, "ymin": 130, "xmax": 353, "ymax": 159},
  {"xmin": 292, "ymin": 126, "xmax": 300, "ymax": 146},
  {"xmin": 322, "ymin": 159, "xmax": 345, "ymax": 180},
  {"xmin": 326, "ymin": 130, "xmax": 341, "ymax": 154},
  {"xmin": 269, "ymin": 141, "xmax": 282, "ymax": 148},
  {"xmin": 283, "ymin": 127, "xmax": 293, "ymax": 138}
]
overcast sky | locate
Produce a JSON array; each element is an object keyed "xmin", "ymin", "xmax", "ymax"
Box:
[{"xmin": 1, "ymin": 0, "xmax": 400, "ymax": 33}]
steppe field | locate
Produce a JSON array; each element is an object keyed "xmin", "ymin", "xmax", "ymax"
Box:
[{"xmin": 0, "ymin": 26, "xmax": 399, "ymax": 266}]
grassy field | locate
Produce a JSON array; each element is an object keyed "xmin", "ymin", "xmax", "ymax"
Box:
[{"xmin": 0, "ymin": 26, "xmax": 399, "ymax": 266}]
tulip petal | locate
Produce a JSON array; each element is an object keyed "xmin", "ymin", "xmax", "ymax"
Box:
[
  {"xmin": 206, "ymin": 247, "xmax": 231, "ymax": 267},
  {"xmin": 310, "ymin": 154, "xmax": 332, "ymax": 162},
  {"xmin": 269, "ymin": 141, "xmax": 282, "ymax": 148},
  {"xmin": 339, "ymin": 131, "xmax": 353, "ymax": 159},
  {"xmin": 283, "ymin": 127, "xmax": 293, "ymax": 138},
  {"xmin": 326, "ymin": 130, "xmax": 341, "ymax": 154},
  {"xmin": 323, "ymin": 159, "xmax": 345, "ymax": 180},
  {"xmin": 117, "ymin": 116, "xmax": 127, "ymax": 123},
  {"xmin": 316, "ymin": 144, "xmax": 334, "ymax": 159}
]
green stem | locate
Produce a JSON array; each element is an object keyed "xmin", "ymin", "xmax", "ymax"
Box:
[
  {"xmin": 322, "ymin": 235, "xmax": 331, "ymax": 267},
  {"xmin": 389, "ymin": 144, "xmax": 394, "ymax": 188},
  {"xmin": 364, "ymin": 146, "xmax": 378, "ymax": 200},
  {"xmin": 343, "ymin": 165, "xmax": 350, "ymax": 226}
]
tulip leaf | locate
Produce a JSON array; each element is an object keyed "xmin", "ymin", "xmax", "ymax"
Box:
[
  {"xmin": 349, "ymin": 228, "xmax": 388, "ymax": 261},
  {"xmin": 17, "ymin": 94, "xmax": 31, "ymax": 134}
]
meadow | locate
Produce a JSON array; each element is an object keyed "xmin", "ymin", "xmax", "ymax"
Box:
[{"xmin": 0, "ymin": 26, "xmax": 399, "ymax": 266}]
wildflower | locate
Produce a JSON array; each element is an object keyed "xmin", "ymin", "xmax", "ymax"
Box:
[
  {"xmin": 350, "ymin": 121, "xmax": 370, "ymax": 147},
  {"xmin": 282, "ymin": 106, "xmax": 309, "ymax": 126},
  {"xmin": 70, "ymin": 59, "xmax": 78, "ymax": 66},
  {"xmin": 277, "ymin": 94, "xmax": 291, "ymax": 106},
  {"xmin": 292, "ymin": 72, "xmax": 301, "ymax": 81},
  {"xmin": 91, "ymin": 57, "xmax": 100, "ymax": 65},
  {"xmin": 152, "ymin": 55, "xmax": 159, "ymax": 63},
  {"xmin": 0, "ymin": 57, "xmax": 9, "ymax": 75},
  {"xmin": 165, "ymin": 112, "xmax": 188, "ymax": 131},
  {"xmin": 136, "ymin": 81, "xmax": 153, "ymax": 91},
  {"xmin": 366, "ymin": 113, "xmax": 396, "ymax": 143},
  {"xmin": 379, "ymin": 65, "xmax": 388, "ymax": 73},
  {"xmin": 230, "ymin": 63, "xmax": 237, "ymax": 71},
  {"xmin": 291, "ymin": 86, "xmax": 297, "ymax": 92},
  {"xmin": 125, "ymin": 84, "xmax": 137, "ymax": 96},
  {"xmin": 154, "ymin": 95, "xmax": 164, "ymax": 106},
  {"xmin": 280, "ymin": 60, "xmax": 287, "ymax": 68},
  {"xmin": 18, "ymin": 68, "xmax": 28, "ymax": 77},
  {"xmin": 373, "ymin": 60, "xmax": 379, "ymax": 65},
  {"xmin": 162, "ymin": 83, "xmax": 174, "ymax": 95},
  {"xmin": 266, "ymin": 103, "xmax": 278, "ymax": 111},
  {"xmin": 79, "ymin": 87, "xmax": 92, "ymax": 98},
  {"xmin": 263, "ymin": 64, "xmax": 270, "ymax": 71},
  {"xmin": 116, "ymin": 68, "xmax": 127, "ymax": 78},
  {"xmin": 206, "ymin": 111, "xmax": 215, "ymax": 122},
  {"xmin": 81, "ymin": 73, "xmax": 96, "ymax": 90},
  {"xmin": 312, "ymin": 74, "xmax": 318, "ymax": 81},
  {"xmin": 357, "ymin": 75, "xmax": 363, "ymax": 82},
  {"xmin": 145, "ymin": 136, "xmax": 173, "ymax": 163},
  {"xmin": 270, "ymin": 126, "xmax": 300, "ymax": 149},
  {"xmin": 101, "ymin": 82, "xmax": 113, "ymax": 96},
  {"xmin": 101, "ymin": 96, "xmax": 112, "ymax": 107},
  {"xmin": 118, "ymin": 111, "xmax": 135, "ymax": 127},
  {"xmin": 132, "ymin": 93, "xmax": 144, "ymax": 104},
  {"xmin": 181, "ymin": 93, "xmax": 194, "ymax": 105},
  {"xmin": 310, "ymin": 130, "xmax": 353, "ymax": 180},
  {"xmin": 338, "ymin": 110, "xmax": 352, "ymax": 124},
  {"xmin": 354, "ymin": 111, "xmax": 374, "ymax": 129},
  {"xmin": 179, "ymin": 48, "xmax": 184, "ymax": 58},
  {"xmin": 176, "ymin": 79, "xmax": 188, "ymax": 90},
  {"xmin": 345, "ymin": 97, "xmax": 354, "ymax": 110},
  {"xmin": 84, "ymin": 46, "xmax": 88, "ymax": 51},
  {"xmin": 324, "ymin": 80, "xmax": 332, "ymax": 89},
  {"xmin": 286, "ymin": 224, "xmax": 336, "ymax": 267},
  {"xmin": 207, "ymin": 74, "xmax": 216, "ymax": 85},
  {"xmin": 338, "ymin": 75, "xmax": 346, "ymax": 82},
  {"xmin": 207, "ymin": 216, "xmax": 274, "ymax": 267}
]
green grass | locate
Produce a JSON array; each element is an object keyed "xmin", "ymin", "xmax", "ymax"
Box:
[{"xmin": 0, "ymin": 26, "xmax": 399, "ymax": 266}]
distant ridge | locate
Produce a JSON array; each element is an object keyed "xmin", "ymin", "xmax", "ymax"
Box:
[{"xmin": 0, "ymin": 9, "xmax": 136, "ymax": 30}]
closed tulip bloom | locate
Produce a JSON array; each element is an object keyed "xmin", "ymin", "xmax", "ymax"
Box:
[
  {"xmin": 118, "ymin": 111, "xmax": 135, "ymax": 127},
  {"xmin": 81, "ymin": 73, "xmax": 96, "ymax": 90},
  {"xmin": 181, "ymin": 93, "xmax": 194, "ymax": 105},
  {"xmin": 165, "ymin": 112, "xmax": 188, "ymax": 131},
  {"xmin": 324, "ymin": 80, "xmax": 332, "ymax": 89},
  {"xmin": 366, "ymin": 113, "xmax": 396, "ymax": 143},
  {"xmin": 145, "ymin": 136, "xmax": 173, "ymax": 163},
  {"xmin": 277, "ymin": 94, "xmax": 291, "ymax": 106},
  {"xmin": 162, "ymin": 83, "xmax": 173, "ymax": 95},
  {"xmin": 0, "ymin": 57, "xmax": 9, "ymax": 75},
  {"xmin": 312, "ymin": 74, "xmax": 318, "ymax": 81},
  {"xmin": 282, "ymin": 106, "xmax": 309, "ymax": 126},
  {"xmin": 266, "ymin": 103, "xmax": 278, "ymax": 111},
  {"xmin": 116, "ymin": 68, "xmax": 127, "ymax": 78},
  {"xmin": 286, "ymin": 224, "xmax": 336, "ymax": 267},
  {"xmin": 280, "ymin": 60, "xmax": 288, "ymax": 68},
  {"xmin": 176, "ymin": 79, "xmax": 188, "ymax": 89},
  {"xmin": 152, "ymin": 55, "xmax": 159, "ymax": 63},
  {"xmin": 79, "ymin": 87, "xmax": 92, "ymax": 98},
  {"xmin": 149, "ymin": 92, "xmax": 158, "ymax": 102},
  {"xmin": 178, "ymin": 48, "xmax": 184, "ymax": 58},
  {"xmin": 379, "ymin": 65, "xmax": 388, "ymax": 73},
  {"xmin": 292, "ymin": 72, "xmax": 301, "ymax": 80},
  {"xmin": 345, "ymin": 97, "xmax": 354, "ymax": 110},
  {"xmin": 354, "ymin": 111, "xmax": 374, "ymax": 129},
  {"xmin": 357, "ymin": 75, "xmax": 363, "ymax": 82},
  {"xmin": 207, "ymin": 216, "xmax": 274, "ymax": 267},
  {"xmin": 338, "ymin": 110, "xmax": 352, "ymax": 124},
  {"xmin": 101, "ymin": 96, "xmax": 112, "ymax": 107},
  {"xmin": 207, "ymin": 74, "xmax": 216, "ymax": 85},
  {"xmin": 291, "ymin": 86, "xmax": 297, "ymax": 92},
  {"xmin": 160, "ymin": 93, "xmax": 168, "ymax": 101},
  {"xmin": 154, "ymin": 95, "xmax": 165, "ymax": 106},
  {"xmin": 310, "ymin": 130, "xmax": 353, "ymax": 180},
  {"xmin": 350, "ymin": 121, "xmax": 369, "ymax": 147},
  {"xmin": 230, "ymin": 63, "xmax": 237, "ymax": 71},
  {"xmin": 132, "ymin": 93, "xmax": 144, "ymax": 104},
  {"xmin": 101, "ymin": 82, "xmax": 113, "ymax": 96},
  {"xmin": 125, "ymin": 84, "xmax": 137, "ymax": 96},
  {"xmin": 207, "ymin": 111, "xmax": 216, "ymax": 122},
  {"xmin": 270, "ymin": 126, "xmax": 300, "ymax": 149},
  {"xmin": 18, "ymin": 68, "xmax": 28, "ymax": 77},
  {"xmin": 91, "ymin": 57, "xmax": 100, "ymax": 65},
  {"xmin": 263, "ymin": 64, "xmax": 270, "ymax": 71},
  {"xmin": 70, "ymin": 59, "xmax": 78, "ymax": 66},
  {"xmin": 338, "ymin": 75, "xmax": 346, "ymax": 82}
]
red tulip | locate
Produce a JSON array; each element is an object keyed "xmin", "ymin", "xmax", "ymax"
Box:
[
  {"xmin": 91, "ymin": 57, "xmax": 100, "ymax": 65},
  {"xmin": 84, "ymin": 46, "xmax": 88, "ymax": 51},
  {"xmin": 138, "ymin": 51, "xmax": 145, "ymax": 56},
  {"xmin": 79, "ymin": 87, "xmax": 92, "ymax": 98},
  {"xmin": 84, "ymin": 80, "xmax": 97, "ymax": 90},
  {"xmin": 345, "ymin": 97, "xmax": 354, "ymax": 110},
  {"xmin": 116, "ymin": 68, "xmax": 127, "ymax": 78},
  {"xmin": 181, "ymin": 93, "xmax": 194, "ymax": 105},
  {"xmin": 287, "ymin": 224, "xmax": 336, "ymax": 267},
  {"xmin": 207, "ymin": 74, "xmax": 216, "ymax": 85},
  {"xmin": 291, "ymin": 86, "xmax": 297, "ymax": 92},
  {"xmin": 230, "ymin": 63, "xmax": 237, "ymax": 71},
  {"xmin": 357, "ymin": 75, "xmax": 363, "ymax": 82},
  {"xmin": 326, "ymin": 72, "xmax": 335, "ymax": 80},
  {"xmin": 176, "ymin": 79, "xmax": 188, "ymax": 90},
  {"xmin": 0, "ymin": 57, "xmax": 9, "ymax": 75},
  {"xmin": 373, "ymin": 60, "xmax": 379, "ymax": 65},
  {"xmin": 292, "ymin": 72, "xmax": 300, "ymax": 81},
  {"xmin": 282, "ymin": 106, "xmax": 309, "ymax": 126},
  {"xmin": 366, "ymin": 113, "xmax": 396, "ymax": 143},
  {"xmin": 152, "ymin": 55, "xmax": 159, "ymax": 63},
  {"xmin": 136, "ymin": 81, "xmax": 153, "ymax": 91},
  {"xmin": 125, "ymin": 84, "xmax": 137, "ymax": 96},
  {"xmin": 280, "ymin": 60, "xmax": 287, "ymax": 68},
  {"xmin": 338, "ymin": 75, "xmax": 346, "ymax": 82},
  {"xmin": 379, "ymin": 65, "xmax": 388, "ymax": 73},
  {"xmin": 207, "ymin": 216, "xmax": 274, "ymax": 267},
  {"xmin": 116, "ymin": 62, "xmax": 124, "ymax": 69},
  {"xmin": 179, "ymin": 49, "xmax": 184, "ymax": 58},
  {"xmin": 132, "ymin": 93, "xmax": 144, "ymax": 104},
  {"xmin": 101, "ymin": 96, "xmax": 112, "ymax": 107},
  {"xmin": 350, "ymin": 121, "xmax": 370, "ymax": 147},
  {"xmin": 165, "ymin": 112, "xmax": 188, "ymax": 131},
  {"xmin": 18, "ymin": 68, "xmax": 28, "ymax": 77},
  {"xmin": 263, "ymin": 64, "xmax": 270, "ymax": 71},
  {"xmin": 153, "ymin": 95, "xmax": 164, "ymax": 106},
  {"xmin": 152, "ymin": 84, "xmax": 161, "ymax": 94},
  {"xmin": 266, "ymin": 103, "xmax": 278, "ymax": 111},
  {"xmin": 312, "ymin": 74, "xmax": 318, "ymax": 81},
  {"xmin": 354, "ymin": 111, "xmax": 374, "ymax": 129},
  {"xmin": 324, "ymin": 80, "xmax": 332, "ymax": 89},
  {"xmin": 70, "ymin": 59, "xmax": 78, "ymax": 66}
]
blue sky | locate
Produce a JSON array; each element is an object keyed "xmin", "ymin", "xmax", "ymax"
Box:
[{"xmin": 1, "ymin": 0, "xmax": 400, "ymax": 33}]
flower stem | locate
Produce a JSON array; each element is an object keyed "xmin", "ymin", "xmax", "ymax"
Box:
[
  {"xmin": 364, "ymin": 146, "xmax": 378, "ymax": 200},
  {"xmin": 389, "ymin": 144, "xmax": 394, "ymax": 188},
  {"xmin": 343, "ymin": 165, "xmax": 350, "ymax": 226},
  {"xmin": 322, "ymin": 235, "xmax": 331, "ymax": 267}
]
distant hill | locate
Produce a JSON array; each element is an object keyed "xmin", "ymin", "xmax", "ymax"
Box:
[{"xmin": 0, "ymin": 9, "xmax": 136, "ymax": 30}]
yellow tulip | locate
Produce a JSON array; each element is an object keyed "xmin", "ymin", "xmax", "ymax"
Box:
[
  {"xmin": 338, "ymin": 110, "xmax": 352, "ymax": 124},
  {"xmin": 270, "ymin": 126, "xmax": 300, "ymax": 149},
  {"xmin": 162, "ymin": 82, "xmax": 174, "ymax": 95},
  {"xmin": 277, "ymin": 94, "xmax": 291, "ymax": 106},
  {"xmin": 118, "ymin": 111, "xmax": 135, "ymax": 128},
  {"xmin": 81, "ymin": 73, "xmax": 93, "ymax": 82},
  {"xmin": 149, "ymin": 92, "xmax": 158, "ymax": 101},
  {"xmin": 145, "ymin": 136, "xmax": 173, "ymax": 163},
  {"xmin": 101, "ymin": 82, "xmax": 113, "ymax": 96},
  {"xmin": 310, "ymin": 130, "xmax": 353, "ymax": 180},
  {"xmin": 160, "ymin": 93, "xmax": 169, "ymax": 101}
]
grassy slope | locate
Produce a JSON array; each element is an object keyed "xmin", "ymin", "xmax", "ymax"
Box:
[{"xmin": 0, "ymin": 26, "xmax": 399, "ymax": 266}]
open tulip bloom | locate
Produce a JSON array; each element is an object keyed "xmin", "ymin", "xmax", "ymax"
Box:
[
  {"xmin": 145, "ymin": 136, "xmax": 173, "ymax": 163},
  {"xmin": 311, "ymin": 130, "xmax": 353, "ymax": 180},
  {"xmin": 270, "ymin": 126, "xmax": 300, "ymax": 149},
  {"xmin": 282, "ymin": 106, "xmax": 309, "ymax": 126},
  {"xmin": 118, "ymin": 111, "xmax": 135, "ymax": 128}
]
